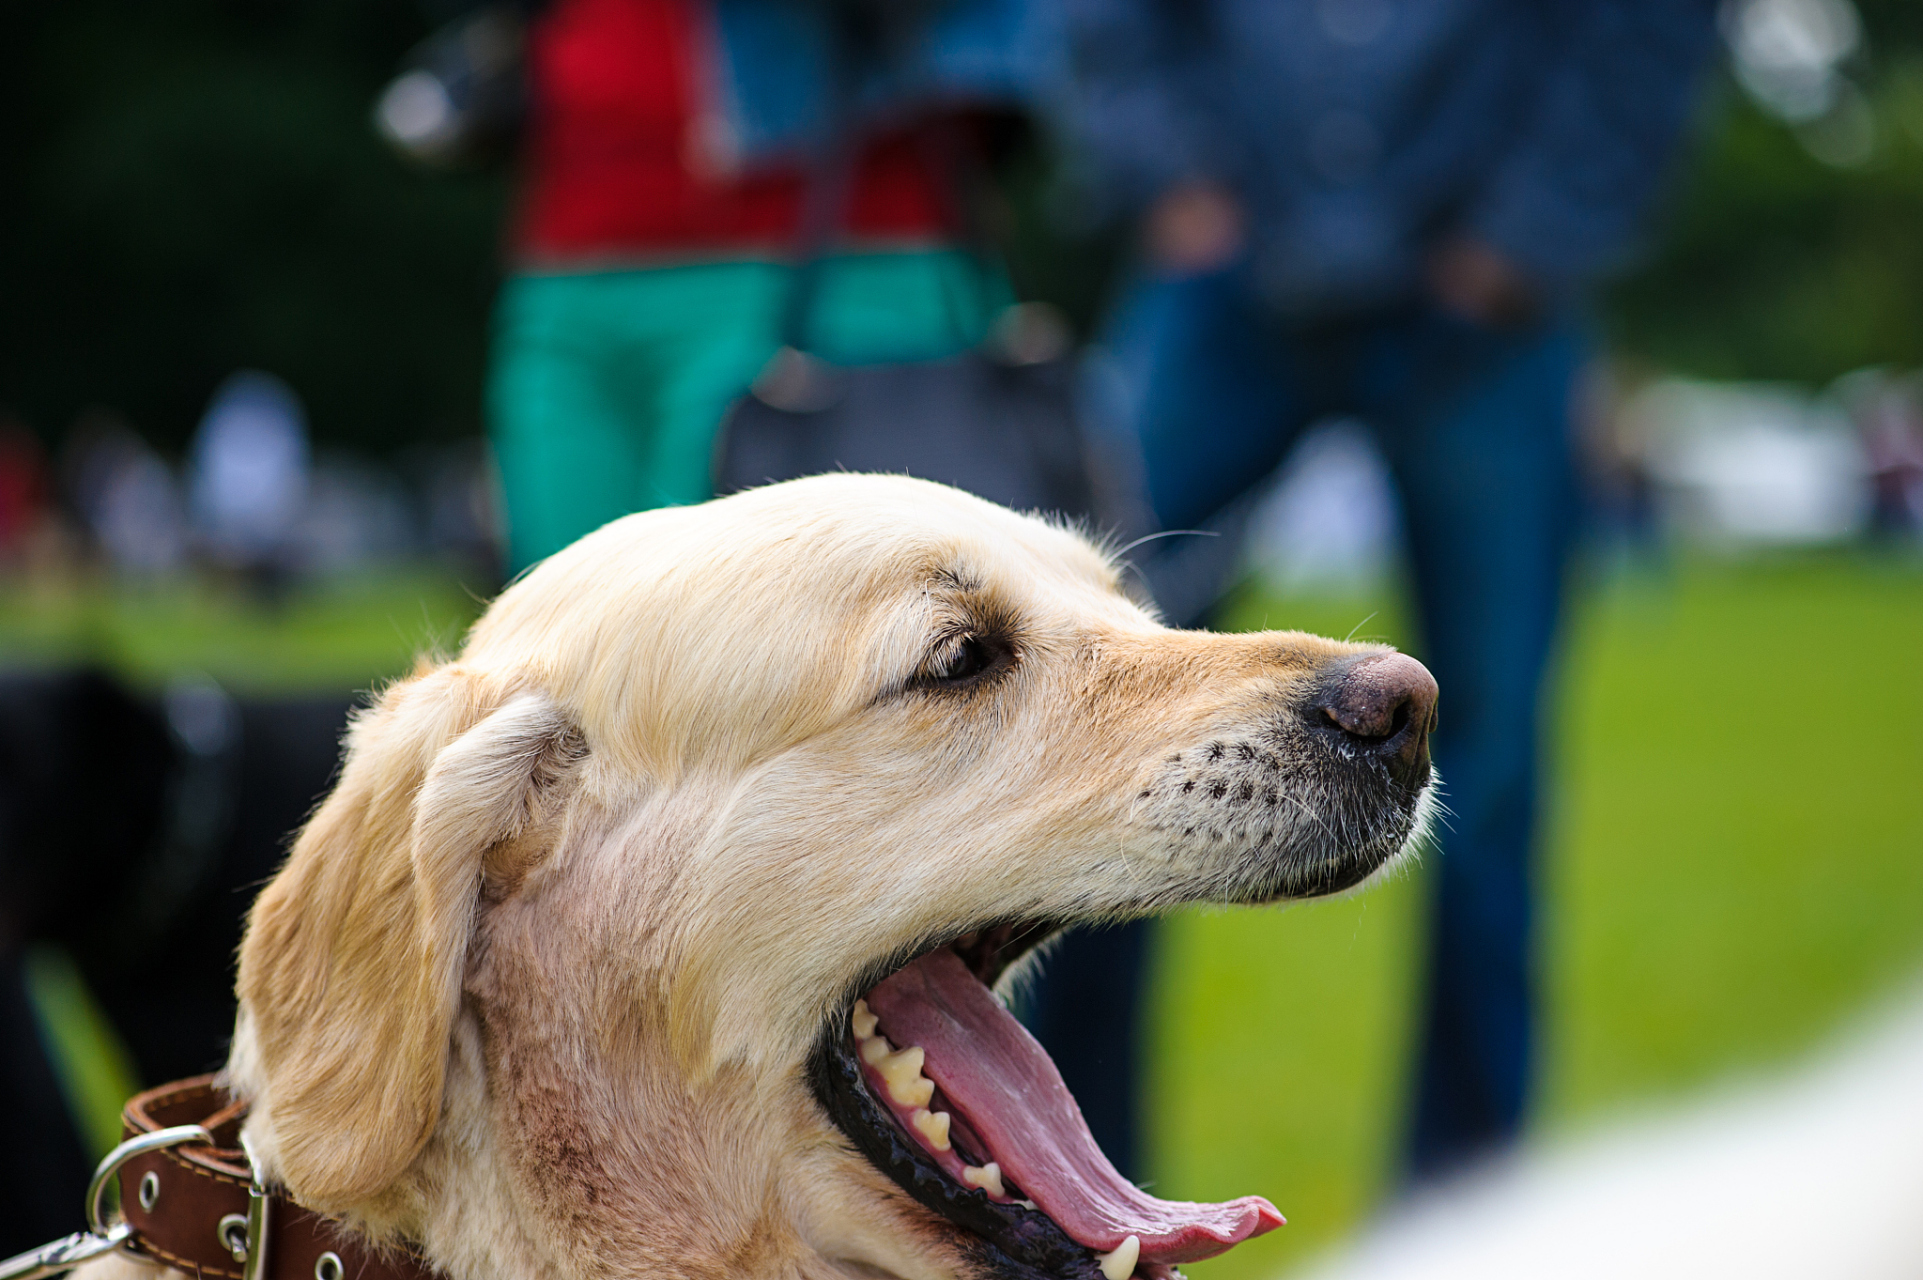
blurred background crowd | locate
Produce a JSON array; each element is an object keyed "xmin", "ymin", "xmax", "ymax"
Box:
[{"xmin": 2, "ymin": 1, "xmax": 1921, "ymax": 1277}]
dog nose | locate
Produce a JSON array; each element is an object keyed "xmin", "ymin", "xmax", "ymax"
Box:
[{"xmin": 1314, "ymin": 653, "xmax": 1438, "ymax": 788}]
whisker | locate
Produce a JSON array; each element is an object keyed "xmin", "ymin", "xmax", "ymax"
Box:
[{"xmin": 1114, "ymin": 528, "xmax": 1222, "ymax": 558}]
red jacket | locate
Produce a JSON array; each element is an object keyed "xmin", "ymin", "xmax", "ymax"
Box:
[{"xmin": 514, "ymin": 0, "xmax": 959, "ymax": 265}]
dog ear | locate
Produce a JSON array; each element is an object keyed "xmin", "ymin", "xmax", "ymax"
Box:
[{"xmin": 233, "ymin": 669, "xmax": 581, "ymax": 1212}]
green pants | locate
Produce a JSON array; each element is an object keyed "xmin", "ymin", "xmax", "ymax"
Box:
[{"xmin": 487, "ymin": 250, "xmax": 1000, "ymax": 569}]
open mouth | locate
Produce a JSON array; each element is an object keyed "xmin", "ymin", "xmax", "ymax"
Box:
[{"xmin": 810, "ymin": 926, "xmax": 1282, "ymax": 1280}]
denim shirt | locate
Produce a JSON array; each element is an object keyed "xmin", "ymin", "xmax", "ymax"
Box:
[{"xmin": 1060, "ymin": 0, "xmax": 1718, "ymax": 311}]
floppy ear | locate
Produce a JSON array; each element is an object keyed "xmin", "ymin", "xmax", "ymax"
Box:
[{"xmin": 233, "ymin": 669, "xmax": 581, "ymax": 1212}]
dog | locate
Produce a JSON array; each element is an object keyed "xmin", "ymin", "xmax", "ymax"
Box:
[{"xmin": 94, "ymin": 474, "xmax": 1438, "ymax": 1280}]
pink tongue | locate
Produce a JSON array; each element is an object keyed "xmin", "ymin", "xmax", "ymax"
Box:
[{"xmin": 864, "ymin": 949, "xmax": 1282, "ymax": 1265}]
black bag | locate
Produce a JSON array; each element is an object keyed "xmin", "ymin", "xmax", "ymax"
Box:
[
  {"xmin": 711, "ymin": 8, "xmax": 1110, "ymax": 524},
  {"xmin": 715, "ymin": 316, "xmax": 1102, "ymax": 519}
]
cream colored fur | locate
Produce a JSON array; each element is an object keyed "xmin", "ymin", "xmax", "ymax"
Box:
[{"xmin": 90, "ymin": 475, "xmax": 1429, "ymax": 1280}]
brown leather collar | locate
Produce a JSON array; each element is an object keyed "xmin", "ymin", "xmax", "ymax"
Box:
[{"xmin": 117, "ymin": 1077, "xmax": 441, "ymax": 1280}]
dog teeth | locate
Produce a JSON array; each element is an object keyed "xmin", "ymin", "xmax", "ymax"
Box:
[
  {"xmin": 910, "ymin": 1108, "xmax": 951, "ymax": 1151},
  {"xmin": 961, "ymin": 1162, "xmax": 1005, "ymax": 1197},
  {"xmin": 854, "ymin": 1016, "xmax": 935, "ymax": 1107},
  {"xmin": 1096, "ymin": 1235, "xmax": 1140, "ymax": 1280},
  {"xmin": 878, "ymin": 1046, "xmax": 935, "ymax": 1107}
]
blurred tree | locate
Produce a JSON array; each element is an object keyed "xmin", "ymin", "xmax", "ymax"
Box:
[
  {"xmin": 1607, "ymin": 0, "xmax": 1923, "ymax": 382},
  {"xmin": 0, "ymin": 1, "xmax": 508, "ymax": 455}
]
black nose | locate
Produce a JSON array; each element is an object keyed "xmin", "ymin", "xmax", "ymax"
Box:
[{"xmin": 1313, "ymin": 653, "xmax": 1438, "ymax": 788}]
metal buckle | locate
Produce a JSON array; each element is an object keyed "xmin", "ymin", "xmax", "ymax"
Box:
[
  {"xmin": 0, "ymin": 1233, "xmax": 125, "ymax": 1280},
  {"xmin": 213, "ymin": 1133, "xmax": 270, "ymax": 1280},
  {"xmin": 236, "ymin": 1131, "xmax": 271, "ymax": 1280},
  {"xmin": 0, "ymin": 1123, "xmax": 211, "ymax": 1280}
]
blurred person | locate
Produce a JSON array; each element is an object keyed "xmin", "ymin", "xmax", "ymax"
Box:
[
  {"xmin": 475, "ymin": 0, "xmax": 1132, "ymax": 1163},
  {"xmin": 63, "ymin": 410, "xmax": 189, "ymax": 578},
  {"xmin": 484, "ymin": 0, "xmax": 1060, "ymax": 571},
  {"xmin": 1578, "ymin": 364, "xmax": 1666, "ymax": 572},
  {"xmin": 291, "ymin": 454, "xmax": 424, "ymax": 575},
  {"xmin": 414, "ymin": 440, "xmax": 506, "ymax": 575},
  {"xmin": 1048, "ymin": 0, "xmax": 1719, "ymax": 1183},
  {"xmin": 1842, "ymin": 369, "xmax": 1923, "ymax": 540},
  {"xmin": 0, "ymin": 416, "xmax": 50, "ymax": 565},
  {"xmin": 186, "ymin": 370, "xmax": 312, "ymax": 581}
]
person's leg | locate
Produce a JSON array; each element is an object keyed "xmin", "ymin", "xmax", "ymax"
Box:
[
  {"xmin": 1364, "ymin": 309, "xmax": 1585, "ymax": 1182},
  {"xmin": 1015, "ymin": 922, "xmax": 1157, "ymax": 1181},
  {"xmin": 1103, "ymin": 271, "xmax": 1305, "ymax": 533},
  {"xmin": 636, "ymin": 263, "xmax": 787, "ymax": 512},
  {"xmin": 489, "ymin": 264, "xmax": 795, "ymax": 571},
  {"xmin": 501, "ymin": 250, "xmax": 1005, "ymax": 564},
  {"xmin": 645, "ymin": 249, "xmax": 999, "ymax": 508},
  {"xmin": 488, "ymin": 273, "xmax": 661, "ymax": 571},
  {"xmin": 1026, "ymin": 268, "xmax": 1305, "ymax": 1182},
  {"xmin": 808, "ymin": 248, "xmax": 1004, "ymax": 365}
]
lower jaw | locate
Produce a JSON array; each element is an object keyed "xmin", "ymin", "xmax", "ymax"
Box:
[{"xmin": 809, "ymin": 1006, "xmax": 1107, "ymax": 1280}]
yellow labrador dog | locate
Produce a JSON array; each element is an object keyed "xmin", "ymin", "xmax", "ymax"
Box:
[{"xmin": 171, "ymin": 476, "xmax": 1438, "ymax": 1280}]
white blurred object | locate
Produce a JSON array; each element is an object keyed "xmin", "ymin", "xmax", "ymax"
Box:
[
  {"xmin": 1633, "ymin": 379, "xmax": 1870, "ymax": 546},
  {"xmin": 1722, "ymin": 0, "xmax": 1862, "ymax": 122},
  {"xmin": 67, "ymin": 416, "xmax": 188, "ymax": 576},
  {"xmin": 372, "ymin": 6, "xmax": 524, "ymax": 169},
  {"xmin": 1246, "ymin": 420, "xmax": 1400, "ymax": 590},
  {"xmin": 376, "ymin": 69, "xmax": 460, "ymax": 156},
  {"xmin": 95, "ymin": 450, "xmax": 188, "ymax": 575},
  {"xmin": 187, "ymin": 371, "xmax": 312, "ymax": 570},
  {"xmin": 1721, "ymin": 0, "xmax": 1877, "ymax": 166},
  {"xmin": 1292, "ymin": 986, "xmax": 1923, "ymax": 1280}
]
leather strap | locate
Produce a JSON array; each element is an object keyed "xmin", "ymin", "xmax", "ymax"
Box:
[{"xmin": 116, "ymin": 1077, "xmax": 441, "ymax": 1280}]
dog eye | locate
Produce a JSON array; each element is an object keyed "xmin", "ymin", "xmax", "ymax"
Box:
[{"xmin": 928, "ymin": 635, "xmax": 1003, "ymax": 685}]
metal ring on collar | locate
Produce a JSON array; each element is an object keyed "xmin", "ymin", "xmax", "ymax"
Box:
[
  {"xmin": 85, "ymin": 1124, "xmax": 216, "ymax": 1239},
  {"xmin": 218, "ymin": 1214, "xmax": 251, "ymax": 1261}
]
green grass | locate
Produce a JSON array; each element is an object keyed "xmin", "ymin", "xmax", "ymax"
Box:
[
  {"xmin": 1544, "ymin": 557, "xmax": 1923, "ymax": 1114},
  {"xmin": 1149, "ymin": 554, "xmax": 1923, "ymax": 1280},
  {"xmin": 0, "ymin": 567, "xmax": 489, "ymax": 693}
]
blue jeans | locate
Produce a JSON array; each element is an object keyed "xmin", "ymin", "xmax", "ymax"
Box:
[{"xmin": 1031, "ymin": 268, "xmax": 1581, "ymax": 1183}]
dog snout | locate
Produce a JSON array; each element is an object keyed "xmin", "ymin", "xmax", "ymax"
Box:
[{"xmin": 1312, "ymin": 653, "xmax": 1438, "ymax": 789}]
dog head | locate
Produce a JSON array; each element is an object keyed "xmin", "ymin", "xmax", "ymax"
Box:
[{"xmin": 230, "ymin": 475, "xmax": 1436, "ymax": 1280}]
